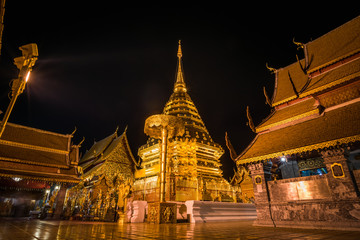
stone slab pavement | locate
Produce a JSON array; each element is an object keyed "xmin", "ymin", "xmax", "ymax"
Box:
[{"xmin": 1, "ymin": 218, "xmax": 360, "ymax": 240}]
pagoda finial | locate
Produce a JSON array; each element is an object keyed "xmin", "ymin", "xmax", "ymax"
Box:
[
  {"xmin": 177, "ymin": 40, "xmax": 182, "ymax": 58},
  {"xmin": 174, "ymin": 40, "xmax": 187, "ymax": 93}
]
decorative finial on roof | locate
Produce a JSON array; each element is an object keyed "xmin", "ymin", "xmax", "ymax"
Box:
[
  {"xmin": 293, "ymin": 37, "xmax": 304, "ymax": 50},
  {"xmin": 246, "ymin": 106, "xmax": 256, "ymax": 133},
  {"xmin": 225, "ymin": 132, "xmax": 238, "ymax": 161},
  {"xmin": 71, "ymin": 126, "xmax": 77, "ymax": 136},
  {"xmin": 177, "ymin": 40, "xmax": 182, "ymax": 58},
  {"xmin": 266, "ymin": 62, "xmax": 277, "ymax": 74},
  {"xmin": 77, "ymin": 136, "xmax": 85, "ymax": 147},
  {"xmin": 263, "ymin": 86, "xmax": 272, "ymax": 106},
  {"xmin": 174, "ymin": 40, "xmax": 187, "ymax": 93}
]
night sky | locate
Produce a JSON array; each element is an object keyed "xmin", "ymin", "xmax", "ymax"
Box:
[{"xmin": 0, "ymin": 4, "xmax": 358, "ymax": 179}]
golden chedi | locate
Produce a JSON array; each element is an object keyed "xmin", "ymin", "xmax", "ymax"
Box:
[{"xmin": 134, "ymin": 41, "xmax": 233, "ymax": 202}]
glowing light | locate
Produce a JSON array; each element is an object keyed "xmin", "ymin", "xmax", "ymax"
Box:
[
  {"xmin": 280, "ymin": 156, "xmax": 287, "ymax": 162},
  {"xmin": 12, "ymin": 177, "xmax": 22, "ymax": 182},
  {"xmin": 25, "ymin": 71, "xmax": 31, "ymax": 82}
]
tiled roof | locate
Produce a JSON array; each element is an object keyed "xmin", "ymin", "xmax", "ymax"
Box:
[
  {"xmin": 80, "ymin": 129, "xmax": 137, "ymax": 174},
  {"xmin": 237, "ymin": 101, "xmax": 360, "ymax": 164},
  {"xmin": 0, "ymin": 123, "xmax": 75, "ymax": 168},
  {"xmin": 302, "ymin": 58, "xmax": 360, "ymax": 96},
  {"xmin": 81, "ymin": 130, "xmax": 137, "ymax": 179},
  {"xmin": 90, "ymin": 131, "xmax": 138, "ymax": 168},
  {"xmin": 272, "ymin": 59, "xmax": 308, "ymax": 106},
  {"xmin": 0, "ymin": 123, "xmax": 79, "ymax": 182},
  {"xmin": 271, "ymin": 16, "xmax": 360, "ymax": 107},
  {"xmin": 256, "ymin": 98, "xmax": 318, "ymax": 133},
  {"xmin": 2, "ymin": 123, "xmax": 70, "ymax": 151},
  {"xmin": 0, "ymin": 145, "xmax": 67, "ymax": 167},
  {"xmin": 306, "ymin": 15, "xmax": 360, "ymax": 73},
  {"xmin": 79, "ymin": 132, "xmax": 117, "ymax": 164}
]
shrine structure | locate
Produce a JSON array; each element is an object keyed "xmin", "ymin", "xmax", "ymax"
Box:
[
  {"xmin": 65, "ymin": 127, "xmax": 139, "ymax": 221},
  {"xmin": 235, "ymin": 16, "xmax": 360, "ymax": 230},
  {"xmin": 0, "ymin": 123, "xmax": 80, "ymax": 218},
  {"xmin": 133, "ymin": 41, "xmax": 234, "ymax": 203}
]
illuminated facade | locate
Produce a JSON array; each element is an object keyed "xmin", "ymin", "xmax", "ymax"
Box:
[
  {"xmin": 0, "ymin": 123, "xmax": 80, "ymax": 218},
  {"xmin": 134, "ymin": 42, "xmax": 233, "ymax": 202},
  {"xmin": 235, "ymin": 16, "xmax": 360, "ymax": 230},
  {"xmin": 65, "ymin": 127, "xmax": 138, "ymax": 221}
]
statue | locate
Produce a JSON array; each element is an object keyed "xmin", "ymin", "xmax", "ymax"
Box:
[
  {"xmin": 48, "ymin": 188, "xmax": 59, "ymax": 213},
  {"xmin": 94, "ymin": 189, "xmax": 102, "ymax": 218},
  {"xmin": 117, "ymin": 179, "xmax": 132, "ymax": 213}
]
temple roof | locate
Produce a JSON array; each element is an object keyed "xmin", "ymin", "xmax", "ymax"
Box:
[
  {"xmin": 237, "ymin": 16, "xmax": 360, "ymax": 165},
  {"xmin": 306, "ymin": 15, "xmax": 360, "ymax": 73},
  {"xmin": 1, "ymin": 122, "xmax": 70, "ymax": 151},
  {"xmin": 256, "ymin": 97, "xmax": 319, "ymax": 133},
  {"xmin": 271, "ymin": 16, "xmax": 360, "ymax": 107},
  {"xmin": 271, "ymin": 59, "xmax": 308, "ymax": 106},
  {"xmin": 0, "ymin": 144, "xmax": 68, "ymax": 167},
  {"xmin": 303, "ymin": 58, "xmax": 360, "ymax": 96},
  {"xmin": 237, "ymin": 101, "xmax": 360, "ymax": 164},
  {"xmin": 79, "ymin": 131, "xmax": 117, "ymax": 164},
  {"xmin": 80, "ymin": 128, "xmax": 138, "ymax": 176},
  {"xmin": 0, "ymin": 123, "xmax": 79, "ymax": 183}
]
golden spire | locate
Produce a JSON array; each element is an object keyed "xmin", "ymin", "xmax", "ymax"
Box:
[
  {"xmin": 177, "ymin": 40, "xmax": 182, "ymax": 58},
  {"xmin": 174, "ymin": 40, "xmax": 187, "ymax": 93}
]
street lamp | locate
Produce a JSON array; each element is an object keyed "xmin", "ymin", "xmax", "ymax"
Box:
[{"xmin": 0, "ymin": 43, "xmax": 38, "ymax": 138}]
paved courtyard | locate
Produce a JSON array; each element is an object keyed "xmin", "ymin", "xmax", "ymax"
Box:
[{"xmin": 1, "ymin": 218, "xmax": 360, "ymax": 240}]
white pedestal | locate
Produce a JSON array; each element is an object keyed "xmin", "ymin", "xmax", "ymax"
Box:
[
  {"xmin": 126, "ymin": 200, "xmax": 147, "ymax": 223},
  {"xmin": 185, "ymin": 200, "xmax": 257, "ymax": 223}
]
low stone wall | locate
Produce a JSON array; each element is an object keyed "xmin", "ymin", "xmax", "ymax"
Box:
[
  {"xmin": 269, "ymin": 199, "xmax": 360, "ymax": 230},
  {"xmin": 258, "ymin": 173, "xmax": 360, "ymax": 230},
  {"xmin": 268, "ymin": 175, "xmax": 331, "ymax": 202},
  {"xmin": 185, "ymin": 200, "xmax": 256, "ymax": 223}
]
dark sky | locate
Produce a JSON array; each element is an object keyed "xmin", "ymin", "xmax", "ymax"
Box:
[{"xmin": 0, "ymin": 4, "xmax": 358, "ymax": 179}]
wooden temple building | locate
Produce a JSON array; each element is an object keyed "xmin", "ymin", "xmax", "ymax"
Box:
[
  {"xmin": 0, "ymin": 123, "xmax": 80, "ymax": 218},
  {"xmin": 133, "ymin": 41, "xmax": 234, "ymax": 203},
  {"xmin": 65, "ymin": 127, "xmax": 139, "ymax": 221},
  {"xmin": 235, "ymin": 16, "xmax": 360, "ymax": 230}
]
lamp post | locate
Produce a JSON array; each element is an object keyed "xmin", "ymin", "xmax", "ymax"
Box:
[
  {"xmin": 144, "ymin": 114, "xmax": 185, "ymax": 223},
  {"xmin": 0, "ymin": 43, "xmax": 38, "ymax": 138}
]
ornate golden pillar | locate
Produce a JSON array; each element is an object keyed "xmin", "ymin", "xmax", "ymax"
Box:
[
  {"xmin": 144, "ymin": 114, "xmax": 184, "ymax": 223},
  {"xmin": 160, "ymin": 127, "xmax": 168, "ymax": 202}
]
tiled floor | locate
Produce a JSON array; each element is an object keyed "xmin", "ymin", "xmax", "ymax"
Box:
[{"xmin": 1, "ymin": 218, "xmax": 360, "ymax": 240}]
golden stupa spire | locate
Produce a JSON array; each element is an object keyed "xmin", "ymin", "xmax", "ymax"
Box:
[{"xmin": 174, "ymin": 40, "xmax": 187, "ymax": 93}]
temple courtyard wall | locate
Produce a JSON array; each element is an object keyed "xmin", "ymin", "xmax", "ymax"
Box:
[{"xmin": 251, "ymin": 150, "xmax": 360, "ymax": 231}]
